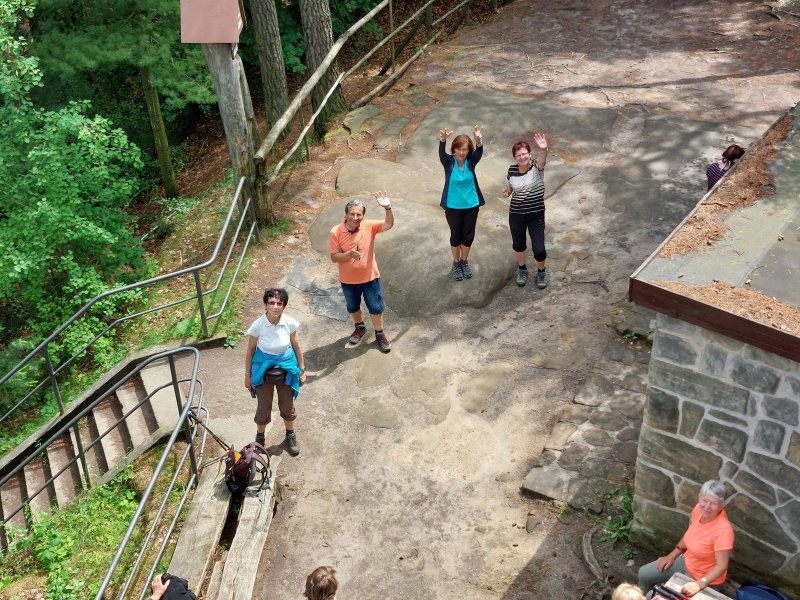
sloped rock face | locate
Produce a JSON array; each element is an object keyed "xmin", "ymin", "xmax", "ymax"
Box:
[{"xmin": 309, "ymin": 192, "xmax": 515, "ymax": 317}]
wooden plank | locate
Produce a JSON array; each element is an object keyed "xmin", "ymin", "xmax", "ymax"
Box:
[
  {"xmin": 168, "ymin": 460, "xmax": 231, "ymax": 592},
  {"xmin": 206, "ymin": 558, "xmax": 224, "ymax": 600},
  {"xmin": 212, "ymin": 456, "xmax": 280, "ymax": 600},
  {"xmin": 629, "ymin": 277, "xmax": 800, "ymax": 362}
]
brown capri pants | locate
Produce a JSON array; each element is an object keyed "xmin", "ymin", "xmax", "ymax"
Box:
[{"xmin": 253, "ymin": 381, "xmax": 296, "ymax": 425}]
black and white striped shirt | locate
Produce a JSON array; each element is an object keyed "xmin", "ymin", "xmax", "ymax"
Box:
[{"xmin": 507, "ymin": 160, "xmax": 545, "ymax": 214}]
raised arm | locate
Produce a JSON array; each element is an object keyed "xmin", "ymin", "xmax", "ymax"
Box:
[
  {"xmin": 533, "ymin": 132, "xmax": 548, "ymax": 168},
  {"xmin": 375, "ymin": 191, "xmax": 394, "ymax": 232},
  {"xmin": 473, "ymin": 125, "xmax": 483, "ymax": 148},
  {"xmin": 439, "ymin": 128, "xmax": 453, "ymax": 166}
]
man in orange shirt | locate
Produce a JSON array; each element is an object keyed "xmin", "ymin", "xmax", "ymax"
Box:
[{"xmin": 329, "ymin": 191, "xmax": 395, "ymax": 353}]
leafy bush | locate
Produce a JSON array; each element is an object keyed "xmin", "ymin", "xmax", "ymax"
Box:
[
  {"xmin": 1, "ymin": 468, "xmax": 139, "ymax": 599},
  {"xmin": 0, "ymin": 0, "xmax": 149, "ymax": 361}
]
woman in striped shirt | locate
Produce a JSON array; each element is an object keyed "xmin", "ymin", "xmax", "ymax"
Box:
[
  {"xmin": 502, "ymin": 133, "xmax": 549, "ymax": 289},
  {"xmin": 706, "ymin": 144, "xmax": 745, "ymax": 190}
]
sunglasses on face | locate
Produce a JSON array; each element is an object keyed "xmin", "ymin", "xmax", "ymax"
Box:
[{"xmin": 266, "ymin": 299, "xmax": 284, "ymax": 306}]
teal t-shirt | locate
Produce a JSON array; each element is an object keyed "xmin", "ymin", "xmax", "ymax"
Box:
[{"xmin": 446, "ymin": 161, "xmax": 480, "ymax": 209}]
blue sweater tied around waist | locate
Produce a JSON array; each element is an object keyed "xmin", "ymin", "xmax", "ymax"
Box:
[{"xmin": 250, "ymin": 347, "xmax": 301, "ymax": 398}]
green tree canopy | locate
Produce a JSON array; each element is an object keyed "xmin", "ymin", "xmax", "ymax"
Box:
[
  {"xmin": 0, "ymin": 0, "xmax": 148, "ymax": 360},
  {"xmin": 31, "ymin": 0, "xmax": 214, "ymax": 120}
]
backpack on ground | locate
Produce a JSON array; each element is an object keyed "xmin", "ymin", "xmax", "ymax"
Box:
[
  {"xmin": 736, "ymin": 581, "xmax": 790, "ymax": 600},
  {"xmin": 224, "ymin": 442, "xmax": 271, "ymax": 495}
]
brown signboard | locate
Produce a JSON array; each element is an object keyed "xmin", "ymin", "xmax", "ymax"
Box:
[{"xmin": 180, "ymin": 0, "xmax": 246, "ymax": 43}]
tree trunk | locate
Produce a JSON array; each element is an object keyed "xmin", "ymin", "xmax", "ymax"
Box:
[
  {"xmin": 141, "ymin": 67, "xmax": 178, "ymax": 198},
  {"xmin": 203, "ymin": 44, "xmax": 268, "ymax": 221},
  {"xmin": 237, "ymin": 55, "xmax": 262, "ymax": 149},
  {"xmin": 298, "ymin": 0, "xmax": 346, "ymax": 137},
  {"xmin": 249, "ymin": 0, "xmax": 288, "ymax": 128}
]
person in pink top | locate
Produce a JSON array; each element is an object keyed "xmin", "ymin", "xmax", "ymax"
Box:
[
  {"xmin": 638, "ymin": 480, "xmax": 734, "ymax": 597},
  {"xmin": 329, "ymin": 191, "xmax": 395, "ymax": 353}
]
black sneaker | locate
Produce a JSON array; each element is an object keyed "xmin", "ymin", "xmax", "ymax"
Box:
[
  {"xmin": 536, "ymin": 269, "xmax": 547, "ymax": 289},
  {"xmin": 255, "ymin": 432, "xmax": 265, "ymax": 446},
  {"xmin": 285, "ymin": 431, "xmax": 300, "ymax": 456},
  {"xmin": 375, "ymin": 332, "xmax": 392, "ymax": 353},
  {"xmin": 516, "ymin": 269, "xmax": 528, "ymax": 287},
  {"xmin": 349, "ymin": 324, "xmax": 367, "ymax": 345},
  {"xmin": 461, "ymin": 262, "xmax": 473, "ymax": 279}
]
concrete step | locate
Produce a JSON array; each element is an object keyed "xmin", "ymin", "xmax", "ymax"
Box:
[
  {"xmin": 0, "ymin": 472, "xmax": 28, "ymax": 535},
  {"xmin": 92, "ymin": 397, "xmax": 128, "ymax": 471},
  {"xmin": 22, "ymin": 456, "xmax": 55, "ymax": 520},
  {"xmin": 115, "ymin": 376, "xmax": 156, "ymax": 448},
  {"xmin": 70, "ymin": 415, "xmax": 106, "ymax": 485},
  {"xmin": 139, "ymin": 359, "xmax": 182, "ymax": 433},
  {"xmin": 47, "ymin": 434, "xmax": 82, "ymax": 509}
]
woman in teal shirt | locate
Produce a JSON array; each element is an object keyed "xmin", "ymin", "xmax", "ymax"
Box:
[{"xmin": 438, "ymin": 125, "xmax": 484, "ymax": 281}]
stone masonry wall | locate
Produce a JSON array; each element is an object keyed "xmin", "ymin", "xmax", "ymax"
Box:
[{"xmin": 631, "ymin": 313, "xmax": 800, "ymax": 596}]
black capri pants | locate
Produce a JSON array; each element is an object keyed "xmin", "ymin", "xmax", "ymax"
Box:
[
  {"xmin": 445, "ymin": 206, "xmax": 480, "ymax": 247},
  {"xmin": 509, "ymin": 211, "xmax": 547, "ymax": 262}
]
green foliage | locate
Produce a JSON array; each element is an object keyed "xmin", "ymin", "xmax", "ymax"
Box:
[
  {"xmin": 330, "ymin": 0, "xmax": 383, "ymax": 57},
  {"xmin": 30, "ymin": 0, "xmax": 215, "ymax": 152},
  {"xmin": 0, "ymin": 0, "xmax": 149, "ymax": 363},
  {"xmin": 330, "ymin": 0, "xmax": 382, "ymax": 35},
  {"xmin": 1, "ymin": 468, "xmax": 139, "ymax": 599},
  {"xmin": 0, "ymin": 337, "xmax": 45, "ymax": 418},
  {"xmin": 275, "ymin": 0, "xmax": 306, "ymax": 74},
  {"xmin": 598, "ymin": 486, "xmax": 634, "ymax": 543}
]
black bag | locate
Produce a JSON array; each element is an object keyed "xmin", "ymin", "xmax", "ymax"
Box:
[
  {"xmin": 223, "ymin": 442, "xmax": 271, "ymax": 495},
  {"xmin": 736, "ymin": 582, "xmax": 790, "ymax": 600},
  {"xmin": 160, "ymin": 572, "xmax": 197, "ymax": 600},
  {"xmin": 264, "ymin": 366, "xmax": 286, "ymax": 384}
]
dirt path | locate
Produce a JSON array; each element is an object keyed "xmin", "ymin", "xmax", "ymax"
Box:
[{"xmin": 188, "ymin": 2, "xmax": 799, "ymax": 598}]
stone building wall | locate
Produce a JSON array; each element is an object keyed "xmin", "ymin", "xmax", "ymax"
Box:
[{"xmin": 631, "ymin": 313, "xmax": 800, "ymax": 596}]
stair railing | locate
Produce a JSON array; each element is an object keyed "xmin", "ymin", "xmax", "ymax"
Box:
[
  {"xmin": 0, "ymin": 347, "xmax": 205, "ymax": 557},
  {"xmin": 0, "ymin": 177, "xmax": 257, "ymax": 436}
]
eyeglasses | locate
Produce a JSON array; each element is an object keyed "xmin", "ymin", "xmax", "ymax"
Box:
[
  {"xmin": 515, "ymin": 152, "xmax": 530, "ymax": 160},
  {"xmin": 266, "ymin": 300, "xmax": 284, "ymax": 306}
]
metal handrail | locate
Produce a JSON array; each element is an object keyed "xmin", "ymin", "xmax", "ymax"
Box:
[
  {"xmin": 0, "ymin": 345, "xmax": 206, "ymax": 598},
  {"xmin": 0, "ymin": 177, "xmax": 258, "ymax": 432},
  {"xmin": 0, "ymin": 347, "xmax": 202, "ymax": 520}
]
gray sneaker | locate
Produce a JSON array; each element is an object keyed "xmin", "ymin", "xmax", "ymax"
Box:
[
  {"xmin": 376, "ymin": 332, "xmax": 392, "ymax": 353},
  {"xmin": 516, "ymin": 269, "xmax": 528, "ymax": 287},
  {"xmin": 285, "ymin": 431, "xmax": 300, "ymax": 456},
  {"xmin": 536, "ymin": 269, "xmax": 547, "ymax": 289},
  {"xmin": 348, "ymin": 324, "xmax": 367, "ymax": 345},
  {"xmin": 461, "ymin": 262, "xmax": 473, "ymax": 279},
  {"xmin": 452, "ymin": 263, "xmax": 464, "ymax": 281}
]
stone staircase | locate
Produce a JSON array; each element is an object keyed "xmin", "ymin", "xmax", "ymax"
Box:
[{"xmin": 0, "ymin": 356, "xmax": 188, "ymax": 549}]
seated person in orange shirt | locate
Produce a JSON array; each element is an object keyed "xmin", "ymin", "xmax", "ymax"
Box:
[
  {"xmin": 329, "ymin": 192, "xmax": 395, "ymax": 353},
  {"xmin": 638, "ymin": 480, "xmax": 734, "ymax": 597}
]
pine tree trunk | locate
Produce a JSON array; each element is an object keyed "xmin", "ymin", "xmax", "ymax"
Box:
[
  {"xmin": 141, "ymin": 67, "xmax": 178, "ymax": 198},
  {"xmin": 203, "ymin": 44, "xmax": 268, "ymax": 221},
  {"xmin": 298, "ymin": 0, "xmax": 346, "ymax": 137},
  {"xmin": 250, "ymin": 0, "xmax": 288, "ymax": 128}
]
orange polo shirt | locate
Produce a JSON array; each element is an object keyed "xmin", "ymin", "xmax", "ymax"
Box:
[
  {"xmin": 329, "ymin": 220, "xmax": 383, "ymax": 285},
  {"xmin": 684, "ymin": 504, "xmax": 734, "ymax": 585}
]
